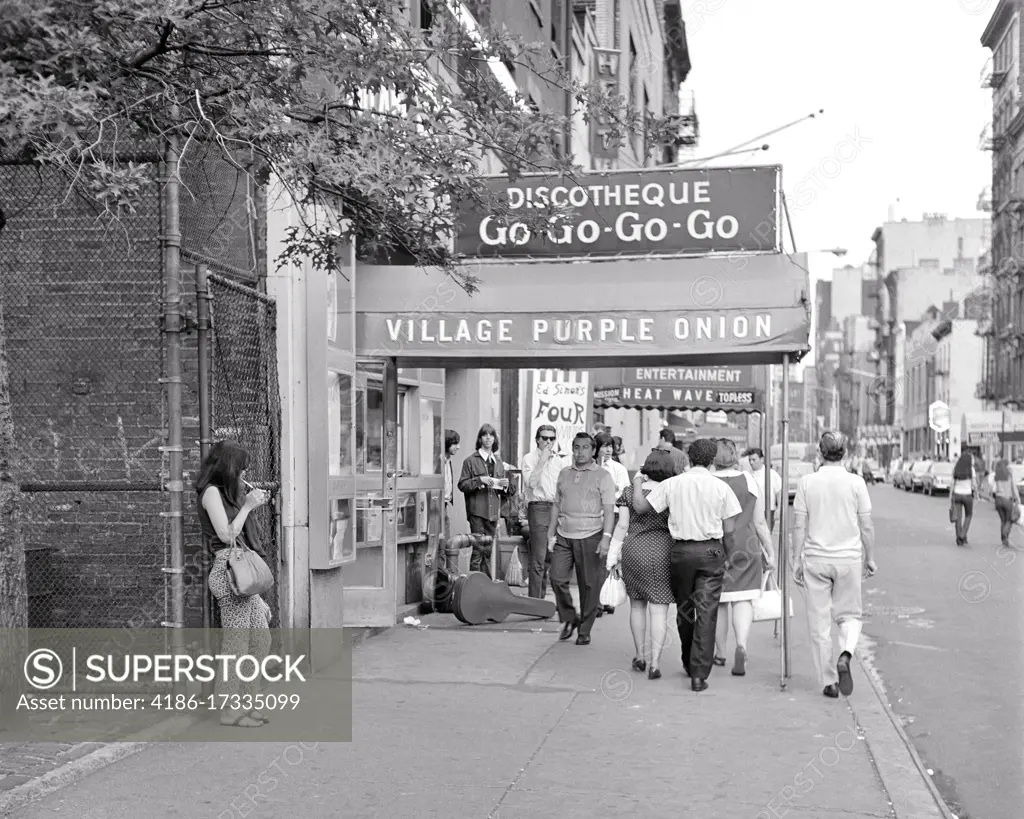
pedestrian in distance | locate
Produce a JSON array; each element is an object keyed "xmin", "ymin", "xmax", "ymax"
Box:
[
  {"xmin": 194, "ymin": 439, "xmax": 273, "ymax": 728},
  {"xmin": 745, "ymin": 447, "xmax": 782, "ymax": 533},
  {"xmin": 520, "ymin": 424, "xmax": 569, "ymax": 599},
  {"xmin": 547, "ymin": 432, "xmax": 618, "ymax": 646},
  {"xmin": 950, "ymin": 451, "xmax": 978, "ymax": 547},
  {"xmin": 605, "ymin": 449, "xmax": 678, "ymax": 680},
  {"xmin": 442, "ymin": 429, "xmax": 460, "ymax": 542},
  {"xmin": 631, "ymin": 437, "xmax": 741, "ymax": 692},
  {"xmin": 653, "ymin": 427, "xmax": 690, "ymax": 475},
  {"xmin": 791, "ymin": 431, "xmax": 877, "ymax": 699},
  {"xmin": 458, "ymin": 423, "xmax": 516, "ymax": 577},
  {"xmin": 989, "ymin": 459, "xmax": 1020, "ymax": 549},
  {"xmin": 711, "ymin": 439, "xmax": 775, "ymax": 677}
]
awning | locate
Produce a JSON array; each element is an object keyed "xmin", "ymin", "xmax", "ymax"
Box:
[{"xmin": 591, "ymin": 365, "xmax": 766, "ymax": 413}]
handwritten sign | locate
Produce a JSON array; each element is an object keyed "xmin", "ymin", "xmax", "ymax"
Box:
[{"xmin": 529, "ymin": 372, "xmax": 589, "ymax": 458}]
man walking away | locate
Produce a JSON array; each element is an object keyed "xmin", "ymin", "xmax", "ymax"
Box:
[
  {"xmin": 792, "ymin": 431, "xmax": 877, "ymax": 699},
  {"xmin": 520, "ymin": 425, "xmax": 569, "ymax": 599},
  {"xmin": 547, "ymin": 433, "xmax": 617, "ymax": 646},
  {"xmin": 632, "ymin": 438, "xmax": 741, "ymax": 692},
  {"xmin": 654, "ymin": 428, "xmax": 690, "ymax": 475},
  {"xmin": 745, "ymin": 448, "xmax": 782, "ymax": 532}
]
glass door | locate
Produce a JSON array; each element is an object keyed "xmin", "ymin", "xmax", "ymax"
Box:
[{"xmin": 343, "ymin": 357, "xmax": 398, "ymax": 626}]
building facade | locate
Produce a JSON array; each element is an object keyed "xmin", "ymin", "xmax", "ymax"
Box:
[{"xmin": 981, "ymin": 1, "xmax": 1024, "ymax": 409}]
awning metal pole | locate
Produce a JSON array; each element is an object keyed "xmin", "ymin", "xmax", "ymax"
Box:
[
  {"xmin": 780, "ymin": 355, "xmax": 792, "ymax": 688},
  {"xmin": 763, "ymin": 366, "xmax": 777, "ymax": 641}
]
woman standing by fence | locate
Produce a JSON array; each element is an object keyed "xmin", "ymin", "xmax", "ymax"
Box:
[{"xmin": 195, "ymin": 440, "xmax": 273, "ymax": 728}]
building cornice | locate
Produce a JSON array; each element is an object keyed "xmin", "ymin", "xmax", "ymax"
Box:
[{"xmin": 982, "ymin": 0, "xmax": 1017, "ymax": 48}]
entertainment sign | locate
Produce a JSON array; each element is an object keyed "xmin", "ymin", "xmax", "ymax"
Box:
[
  {"xmin": 456, "ymin": 166, "xmax": 779, "ymax": 259},
  {"xmin": 592, "ymin": 365, "xmax": 762, "ymax": 412}
]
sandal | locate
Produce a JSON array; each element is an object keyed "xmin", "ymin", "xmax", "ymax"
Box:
[
  {"xmin": 713, "ymin": 656, "xmax": 727, "ymax": 667},
  {"xmin": 250, "ymin": 711, "xmax": 270, "ymax": 724},
  {"xmin": 220, "ymin": 714, "xmax": 263, "ymax": 728},
  {"xmin": 631, "ymin": 657, "xmax": 647, "ymax": 673}
]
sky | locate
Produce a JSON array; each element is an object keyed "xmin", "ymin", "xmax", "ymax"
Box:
[{"xmin": 678, "ymin": 0, "xmax": 995, "ymax": 367}]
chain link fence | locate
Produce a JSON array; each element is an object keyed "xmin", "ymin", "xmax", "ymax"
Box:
[{"xmin": 1, "ymin": 154, "xmax": 280, "ymax": 631}]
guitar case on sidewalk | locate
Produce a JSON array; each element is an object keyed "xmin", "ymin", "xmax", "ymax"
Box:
[{"xmin": 451, "ymin": 571, "xmax": 556, "ymax": 625}]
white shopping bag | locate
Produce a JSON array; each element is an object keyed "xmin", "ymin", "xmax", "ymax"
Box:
[{"xmin": 599, "ymin": 566, "xmax": 628, "ymax": 608}]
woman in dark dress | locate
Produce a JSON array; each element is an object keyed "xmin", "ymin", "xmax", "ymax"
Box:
[
  {"xmin": 457, "ymin": 423, "xmax": 515, "ymax": 577},
  {"xmin": 711, "ymin": 439, "xmax": 774, "ymax": 677},
  {"xmin": 606, "ymin": 450, "xmax": 677, "ymax": 680}
]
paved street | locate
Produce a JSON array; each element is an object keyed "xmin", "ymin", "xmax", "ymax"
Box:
[
  {"xmin": 858, "ymin": 482, "xmax": 1024, "ymax": 819},
  {"xmin": 1, "ymin": 577, "xmax": 945, "ymax": 819}
]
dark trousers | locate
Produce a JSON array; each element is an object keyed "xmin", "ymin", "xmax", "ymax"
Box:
[
  {"xmin": 550, "ymin": 532, "xmax": 602, "ymax": 637},
  {"xmin": 670, "ymin": 539, "xmax": 727, "ymax": 681},
  {"xmin": 951, "ymin": 495, "xmax": 974, "ymax": 543},
  {"xmin": 526, "ymin": 502, "xmax": 554, "ymax": 599},
  {"xmin": 995, "ymin": 496, "xmax": 1015, "ymax": 544},
  {"xmin": 468, "ymin": 515, "xmax": 499, "ymax": 577}
]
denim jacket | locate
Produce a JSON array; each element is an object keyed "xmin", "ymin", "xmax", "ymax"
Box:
[{"xmin": 458, "ymin": 451, "xmax": 515, "ymax": 521}]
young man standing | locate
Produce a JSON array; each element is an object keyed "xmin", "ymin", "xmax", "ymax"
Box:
[
  {"xmin": 520, "ymin": 425, "xmax": 569, "ymax": 599},
  {"xmin": 745, "ymin": 447, "xmax": 782, "ymax": 532},
  {"xmin": 654, "ymin": 428, "xmax": 690, "ymax": 475},
  {"xmin": 547, "ymin": 433, "xmax": 617, "ymax": 646},
  {"xmin": 632, "ymin": 438, "xmax": 741, "ymax": 692},
  {"xmin": 792, "ymin": 431, "xmax": 877, "ymax": 699}
]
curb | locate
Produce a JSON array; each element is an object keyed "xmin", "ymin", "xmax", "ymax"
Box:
[
  {"xmin": 0, "ymin": 715, "xmax": 200, "ymax": 816},
  {"xmin": 849, "ymin": 650, "xmax": 954, "ymax": 819}
]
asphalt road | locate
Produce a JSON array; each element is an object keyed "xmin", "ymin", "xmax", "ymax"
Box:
[{"xmin": 859, "ymin": 482, "xmax": 1024, "ymax": 819}]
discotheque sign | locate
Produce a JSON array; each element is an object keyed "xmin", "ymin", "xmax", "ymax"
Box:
[{"xmin": 455, "ymin": 166, "xmax": 779, "ymax": 259}]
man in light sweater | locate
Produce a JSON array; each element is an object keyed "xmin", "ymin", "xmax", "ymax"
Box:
[{"xmin": 792, "ymin": 431, "xmax": 877, "ymax": 699}]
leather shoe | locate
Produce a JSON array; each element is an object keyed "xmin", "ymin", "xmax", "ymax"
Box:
[
  {"xmin": 603, "ymin": 605, "xmax": 615, "ymax": 615},
  {"xmin": 837, "ymin": 651, "xmax": 853, "ymax": 696},
  {"xmin": 559, "ymin": 620, "xmax": 578, "ymax": 641},
  {"xmin": 823, "ymin": 683, "xmax": 839, "ymax": 698},
  {"xmin": 690, "ymin": 678, "xmax": 708, "ymax": 692},
  {"xmin": 575, "ymin": 634, "xmax": 591, "ymax": 646}
]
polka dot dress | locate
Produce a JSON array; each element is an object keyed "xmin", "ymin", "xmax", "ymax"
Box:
[{"xmin": 616, "ymin": 485, "xmax": 675, "ymax": 605}]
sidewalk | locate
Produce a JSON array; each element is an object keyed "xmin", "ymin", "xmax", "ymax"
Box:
[{"xmin": 1, "ymin": 584, "xmax": 949, "ymax": 819}]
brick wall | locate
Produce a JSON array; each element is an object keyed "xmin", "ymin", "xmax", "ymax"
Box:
[{"xmin": 0, "ymin": 155, "xmax": 273, "ymax": 629}]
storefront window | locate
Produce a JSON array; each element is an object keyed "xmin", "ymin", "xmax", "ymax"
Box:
[
  {"xmin": 419, "ymin": 397, "xmax": 443, "ymax": 475},
  {"xmin": 327, "ymin": 372, "xmax": 353, "ymax": 476},
  {"xmin": 356, "ymin": 381, "xmax": 408, "ymax": 474},
  {"xmin": 329, "ymin": 498, "xmax": 355, "ymax": 563}
]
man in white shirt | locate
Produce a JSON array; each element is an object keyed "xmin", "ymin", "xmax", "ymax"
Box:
[
  {"xmin": 792, "ymin": 431, "xmax": 877, "ymax": 699},
  {"xmin": 633, "ymin": 438, "xmax": 741, "ymax": 692},
  {"xmin": 520, "ymin": 425, "xmax": 570, "ymax": 599},
  {"xmin": 745, "ymin": 447, "xmax": 782, "ymax": 532}
]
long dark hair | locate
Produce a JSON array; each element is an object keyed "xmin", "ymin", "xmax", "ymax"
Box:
[
  {"xmin": 953, "ymin": 452, "xmax": 974, "ymax": 480},
  {"xmin": 995, "ymin": 459, "xmax": 1011, "ymax": 482},
  {"xmin": 194, "ymin": 440, "xmax": 261, "ymax": 545},
  {"xmin": 475, "ymin": 423, "xmax": 499, "ymax": 453}
]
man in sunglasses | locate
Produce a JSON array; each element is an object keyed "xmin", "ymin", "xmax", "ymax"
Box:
[{"xmin": 520, "ymin": 425, "xmax": 570, "ymax": 599}]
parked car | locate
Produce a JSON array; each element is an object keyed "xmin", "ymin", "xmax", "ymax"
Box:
[
  {"xmin": 888, "ymin": 458, "xmax": 903, "ymax": 485},
  {"xmin": 1010, "ymin": 464, "xmax": 1024, "ymax": 498},
  {"xmin": 862, "ymin": 458, "xmax": 885, "ymax": 484},
  {"xmin": 788, "ymin": 461, "xmax": 816, "ymax": 503},
  {"xmin": 909, "ymin": 460, "xmax": 933, "ymax": 492},
  {"xmin": 895, "ymin": 460, "xmax": 915, "ymax": 490},
  {"xmin": 921, "ymin": 462, "xmax": 953, "ymax": 495}
]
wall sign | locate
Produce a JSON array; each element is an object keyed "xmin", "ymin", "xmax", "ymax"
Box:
[
  {"xmin": 357, "ymin": 309, "xmax": 804, "ymax": 358},
  {"xmin": 455, "ymin": 166, "xmax": 779, "ymax": 259},
  {"xmin": 593, "ymin": 365, "xmax": 761, "ymax": 412},
  {"xmin": 590, "ymin": 48, "xmax": 622, "ymax": 161}
]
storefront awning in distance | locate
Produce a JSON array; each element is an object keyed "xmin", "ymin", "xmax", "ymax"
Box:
[
  {"xmin": 354, "ymin": 252, "xmax": 811, "ymax": 368},
  {"xmin": 591, "ymin": 364, "xmax": 766, "ymax": 413}
]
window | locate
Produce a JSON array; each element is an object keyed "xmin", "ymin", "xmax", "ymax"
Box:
[
  {"xmin": 613, "ymin": 0, "xmax": 621, "ymax": 49},
  {"xmin": 355, "ymin": 381, "xmax": 408, "ymax": 474},
  {"xmin": 629, "ymin": 37, "xmax": 637, "ymax": 111},
  {"xmin": 420, "ymin": 397, "xmax": 443, "ymax": 476},
  {"xmin": 327, "ymin": 372, "xmax": 354, "ymax": 476}
]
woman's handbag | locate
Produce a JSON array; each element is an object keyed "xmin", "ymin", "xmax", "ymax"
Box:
[
  {"xmin": 752, "ymin": 570, "xmax": 792, "ymax": 622},
  {"xmin": 599, "ymin": 566, "xmax": 628, "ymax": 608},
  {"xmin": 227, "ymin": 535, "xmax": 275, "ymax": 597},
  {"xmin": 1014, "ymin": 501, "xmax": 1022, "ymax": 524},
  {"xmin": 949, "ymin": 501, "xmax": 957, "ymax": 524}
]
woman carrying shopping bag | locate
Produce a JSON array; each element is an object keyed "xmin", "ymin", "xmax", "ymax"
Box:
[{"xmin": 605, "ymin": 450, "xmax": 678, "ymax": 681}]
